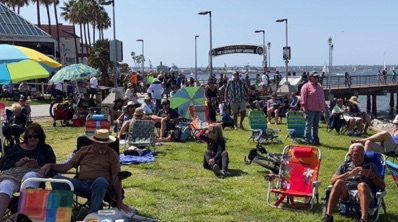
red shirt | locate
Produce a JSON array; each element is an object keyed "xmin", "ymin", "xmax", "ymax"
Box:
[{"xmin": 300, "ymin": 81, "xmax": 325, "ymax": 112}]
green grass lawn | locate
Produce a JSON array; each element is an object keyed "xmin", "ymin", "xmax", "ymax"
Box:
[{"xmin": 33, "ymin": 118, "xmax": 398, "ymax": 222}]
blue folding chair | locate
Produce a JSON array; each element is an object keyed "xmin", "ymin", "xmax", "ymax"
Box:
[
  {"xmin": 247, "ymin": 110, "xmax": 281, "ymax": 144},
  {"xmin": 324, "ymin": 151, "xmax": 386, "ymax": 221}
]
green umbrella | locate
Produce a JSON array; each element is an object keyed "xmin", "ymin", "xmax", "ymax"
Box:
[
  {"xmin": 170, "ymin": 87, "xmax": 206, "ymax": 119},
  {"xmin": 49, "ymin": 63, "xmax": 100, "ymax": 83}
]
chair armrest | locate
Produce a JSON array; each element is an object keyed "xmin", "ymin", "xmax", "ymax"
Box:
[
  {"xmin": 312, "ymin": 180, "xmax": 321, "ymax": 188},
  {"xmin": 376, "ymin": 190, "xmax": 387, "ymax": 199}
]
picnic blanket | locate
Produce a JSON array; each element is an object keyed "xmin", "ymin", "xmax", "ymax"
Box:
[
  {"xmin": 64, "ymin": 150, "xmax": 155, "ymax": 165},
  {"xmin": 120, "ymin": 152, "xmax": 155, "ymax": 165}
]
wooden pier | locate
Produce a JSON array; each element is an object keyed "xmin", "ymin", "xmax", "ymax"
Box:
[{"xmin": 323, "ymin": 74, "xmax": 398, "ymax": 114}]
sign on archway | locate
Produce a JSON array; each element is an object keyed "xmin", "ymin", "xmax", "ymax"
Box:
[{"xmin": 211, "ymin": 45, "xmax": 264, "ymax": 57}]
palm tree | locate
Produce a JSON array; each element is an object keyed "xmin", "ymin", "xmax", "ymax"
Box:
[
  {"xmin": 1, "ymin": 0, "xmax": 29, "ymax": 14},
  {"xmin": 60, "ymin": 0, "xmax": 79, "ymax": 63},
  {"xmin": 31, "ymin": 0, "xmax": 41, "ymax": 28},
  {"xmin": 96, "ymin": 9, "xmax": 110, "ymax": 40},
  {"xmin": 88, "ymin": 39, "xmax": 110, "ymax": 85},
  {"xmin": 53, "ymin": 0, "xmax": 61, "ymax": 62}
]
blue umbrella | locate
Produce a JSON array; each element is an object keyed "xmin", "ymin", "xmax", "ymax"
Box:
[
  {"xmin": 49, "ymin": 63, "xmax": 100, "ymax": 83},
  {"xmin": 169, "ymin": 87, "xmax": 205, "ymax": 119}
]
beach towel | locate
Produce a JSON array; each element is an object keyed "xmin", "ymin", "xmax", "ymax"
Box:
[{"xmin": 120, "ymin": 152, "xmax": 156, "ymax": 165}]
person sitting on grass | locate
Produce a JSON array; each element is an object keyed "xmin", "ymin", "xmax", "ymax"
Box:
[
  {"xmin": 197, "ymin": 124, "xmax": 229, "ymax": 179},
  {"xmin": 221, "ymin": 106, "xmax": 234, "ymax": 129},
  {"xmin": 2, "ymin": 103, "xmax": 28, "ymax": 147},
  {"xmin": 118, "ymin": 108, "xmax": 172, "ymax": 142},
  {"xmin": 351, "ymin": 114, "xmax": 398, "ymax": 157},
  {"xmin": 266, "ymin": 92, "xmax": 282, "ymax": 125},
  {"xmin": 322, "ymin": 143, "xmax": 385, "ymax": 222},
  {"xmin": 77, "ymin": 93, "xmax": 96, "ymax": 117}
]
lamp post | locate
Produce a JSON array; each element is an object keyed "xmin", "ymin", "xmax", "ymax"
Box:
[
  {"xmin": 99, "ymin": 0, "xmax": 117, "ymax": 89},
  {"xmin": 254, "ymin": 30, "xmax": 267, "ymax": 71},
  {"xmin": 195, "ymin": 35, "xmax": 199, "ymax": 85},
  {"xmin": 267, "ymin": 42, "xmax": 271, "ymax": 69},
  {"xmin": 328, "ymin": 37, "xmax": 333, "ymax": 95},
  {"xmin": 276, "ymin": 18, "xmax": 289, "ymax": 84},
  {"xmin": 198, "ymin": 10, "xmax": 213, "ymax": 78},
  {"xmin": 136, "ymin": 39, "xmax": 144, "ymax": 79}
]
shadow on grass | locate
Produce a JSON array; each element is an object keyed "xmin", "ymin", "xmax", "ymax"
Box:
[{"xmin": 227, "ymin": 168, "xmax": 249, "ymax": 177}]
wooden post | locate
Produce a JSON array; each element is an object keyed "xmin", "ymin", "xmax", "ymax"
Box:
[
  {"xmin": 371, "ymin": 95, "xmax": 377, "ymax": 114},
  {"xmin": 396, "ymin": 93, "xmax": 398, "ymax": 114},
  {"xmin": 390, "ymin": 93, "xmax": 394, "ymax": 108},
  {"xmin": 366, "ymin": 95, "xmax": 371, "ymax": 113}
]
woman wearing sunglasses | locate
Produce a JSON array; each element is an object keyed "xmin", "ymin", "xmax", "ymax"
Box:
[
  {"xmin": 197, "ymin": 124, "xmax": 229, "ymax": 178},
  {"xmin": 0, "ymin": 122, "xmax": 56, "ymax": 218}
]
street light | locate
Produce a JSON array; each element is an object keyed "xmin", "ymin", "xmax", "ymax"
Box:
[
  {"xmin": 267, "ymin": 42, "xmax": 271, "ymax": 69},
  {"xmin": 276, "ymin": 18, "xmax": 289, "ymax": 84},
  {"xmin": 195, "ymin": 35, "xmax": 199, "ymax": 85},
  {"xmin": 136, "ymin": 39, "xmax": 144, "ymax": 79},
  {"xmin": 328, "ymin": 37, "xmax": 333, "ymax": 95},
  {"xmin": 100, "ymin": 0, "xmax": 117, "ymax": 88},
  {"xmin": 198, "ymin": 10, "xmax": 213, "ymax": 78},
  {"xmin": 254, "ymin": 30, "xmax": 267, "ymax": 71}
]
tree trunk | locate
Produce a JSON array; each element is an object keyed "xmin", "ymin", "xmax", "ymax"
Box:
[
  {"xmin": 54, "ymin": 3, "xmax": 61, "ymax": 63},
  {"xmin": 73, "ymin": 24, "xmax": 79, "ymax": 64},
  {"xmin": 36, "ymin": 2, "xmax": 41, "ymax": 28},
  {"xmin": 45, "ymin": 3, "xmax": 51, "ymax": 35},
  {"xmin": 79, "ymin": 24, "xmax": 84, "ymax": 62}
]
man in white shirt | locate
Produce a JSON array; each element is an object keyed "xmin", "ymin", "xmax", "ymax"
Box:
[
  {"xmin": 89, "ymin": 76, "xmax": 98, "ymax": 99},
  {"xmin": 261, "ymin": 70, "xmax": 270, "ymax": 92}
]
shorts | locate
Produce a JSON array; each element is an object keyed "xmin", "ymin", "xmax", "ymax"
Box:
[
  {"xmin": 343, "ymin": 115, "xmax": 362, "ymax": 123},
  {"xmin": 230, "ymin": 101, "xmax": 246, "ymax": 114},
  {"xmin": 347, "ymin": 189, "xmax": 375, "ymax": 205}
]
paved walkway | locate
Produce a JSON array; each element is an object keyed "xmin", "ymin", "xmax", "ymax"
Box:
[{"xmin": 25, "ymin": 93, "xmax": 148, "ymax": 118}]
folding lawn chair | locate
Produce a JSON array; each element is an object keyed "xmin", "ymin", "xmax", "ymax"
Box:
[
  {"xmin": 265, "ymin": 145, "xmax": 322, "ymax": 210},
  {"xmin": 247, "ymin": 110, "xmax": 281, "ymax": 144},
  {"xmin": 324, "ymin": 152, "xmax": 387, "ymax": 221},
  {"xmin": 126, "ymin": 120, "xmax": 156, "ymax": 152},
  {"xmin": 0, "ymin": 102, "xmax": 6, "ymax": 158},
  {"xmin": 70, "ymin": 135, "xmax": 131, "ymax": 219},
  {"xmin": 18, "ymin": 178, "xmax": 74, "ymax": 222},
  {"xmin": 386, "ymin": 159, "xmax": 398, "ymax": 187},
  {"xmin": 85, "ymin": 114, "xmax": 111, "ymax": 136},
  {"xmin": 285, "ymin": 111, "xmax": 306, "ymax": 144}
]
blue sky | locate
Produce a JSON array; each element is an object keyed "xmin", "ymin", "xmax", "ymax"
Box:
[{"xmin": 17, "ymin": 0, "xmax": 398, "ymax": 69}]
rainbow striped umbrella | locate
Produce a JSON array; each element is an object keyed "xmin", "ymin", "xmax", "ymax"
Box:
[{"xmin": 0, "ymin": 44, "xmax": 62, "ymax": 84}]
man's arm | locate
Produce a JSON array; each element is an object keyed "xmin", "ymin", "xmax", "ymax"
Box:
[{"xmin": 39, "ymin": 162, "xmax": 74, "ymax": 177}]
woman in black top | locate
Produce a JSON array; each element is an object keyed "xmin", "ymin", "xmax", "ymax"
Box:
[
  {"xmin": 197, "ymin": 124, "xmax": 229, "ymax": 178},
  {"xmin": 204, "ymin": 78, "xmax": 220, "ymax": 122},
  {"xmin": 0, "ymin": 122, "xmax": 56, "ymax": 219}
]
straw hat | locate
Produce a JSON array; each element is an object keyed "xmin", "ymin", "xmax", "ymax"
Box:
[
  {"xmin": 134, "ymin": 107, "xmax": 144, "ymax": 117},
  {"xmin": 144, "ymin": 95, "xmax": 151, "ymax": 101},
  {"xmin": 88, "ymin": 129, "xmax": 116, "ymax": 143},
  {"xmin": 349, "ymin": 96, "xmax": 360, "ymax": 105},
  {"xmin": 393, "ymin": 115, "xmax": 398, "ymax": 124},
  {"xmin": 127, "ymin": 83, "xmax": 133, "ymax": 88}
]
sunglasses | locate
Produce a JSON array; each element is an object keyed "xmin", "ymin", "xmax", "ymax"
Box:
[
  {"xmin": 28, "ymin": 135, "xmax": 39, "ymax": 139},
  {"xmin": 162, "ymin": 103, "xmax": 170, "ymax": 105},
  {"xmin": 208, "ymin": 130, "xmax": 216, "ymax": 134}
]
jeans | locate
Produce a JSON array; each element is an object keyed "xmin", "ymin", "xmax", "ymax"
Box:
[
  {"xmin": 52, "ymin": 175, "xmax": 109, "ymax": 214},
  {"xmin": 305, "ymin": 111, "xmax": 322, "ymax": 144}
]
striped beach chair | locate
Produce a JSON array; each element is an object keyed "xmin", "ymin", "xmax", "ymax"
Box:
[{"xmin": 85, "ymin": 114, "xmax": 111, "ymax": 136}]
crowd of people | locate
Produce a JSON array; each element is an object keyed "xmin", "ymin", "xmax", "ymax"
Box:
[{"xmin": 2, "ymin": 69, "xmax": 398, "ymax": 222}]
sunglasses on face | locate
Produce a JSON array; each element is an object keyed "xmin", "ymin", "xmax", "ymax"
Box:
[
  {"xmin": 28, "ymin": 135, "xmax": 39, "ymax": 139},
  {"xmin": 208, "ymin": 130, "xmax": 216, "ymax": 134}
]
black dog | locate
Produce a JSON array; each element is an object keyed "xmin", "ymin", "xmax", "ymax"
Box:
[{"xmin": 244, "ymin": 145, "xmax": 267, "ymax": 164}]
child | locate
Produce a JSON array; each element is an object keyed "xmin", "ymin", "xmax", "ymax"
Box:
[{"xmin": 221, "ymin": 105, "xmax": 234, "ymax": 129}]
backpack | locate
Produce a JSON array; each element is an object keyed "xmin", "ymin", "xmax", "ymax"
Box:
[{"xmin": 179, "ymin": 125, "xmax": 191, "ymax": 142}]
